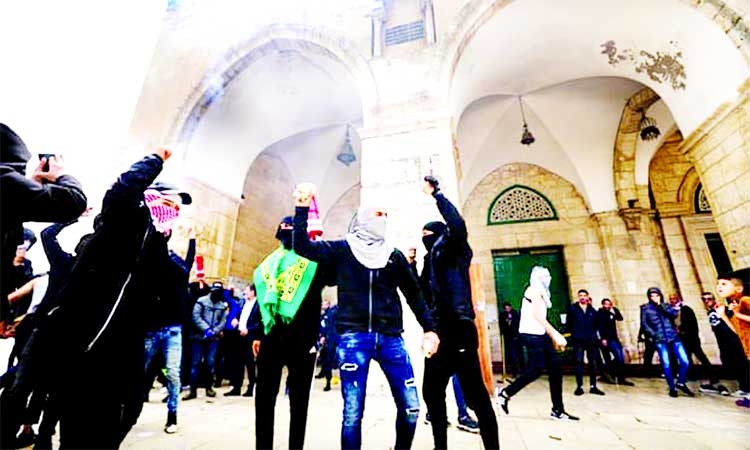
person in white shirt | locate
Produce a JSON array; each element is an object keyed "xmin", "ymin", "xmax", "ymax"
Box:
[{"xmin": 497, "ymin": 266, "xmax": 579, "ymax": 420}]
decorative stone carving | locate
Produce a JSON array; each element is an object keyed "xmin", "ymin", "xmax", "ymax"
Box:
[
  {"xmin": 488, "ymin": 185, "xmax": 557, "ymax": 224},
  {"xmin": 600, "ymin": 40, "xmax": 686, "ymax": 90}
]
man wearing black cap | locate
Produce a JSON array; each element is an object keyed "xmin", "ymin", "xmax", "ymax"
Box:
[
  {"xmin": 419, "ymin": 175, "xmax": 499, "ymax": 450},
  {"xmin": 185, "ymin": 280, "xmax": 228, "ymax": 400}
]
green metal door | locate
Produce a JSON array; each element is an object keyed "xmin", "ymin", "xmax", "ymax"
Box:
[{"xmin": 492, "ymin": 247, "xmax": 570, "ymax": 331}]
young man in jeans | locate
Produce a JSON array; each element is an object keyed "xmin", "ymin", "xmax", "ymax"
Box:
[{"xmin": 292, "ymin": 182, "xmax": 439, "ymax": 450}]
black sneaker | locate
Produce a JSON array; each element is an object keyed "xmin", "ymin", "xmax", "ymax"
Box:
[
  {"xmin": 676, "ymin": 383, "xmax": 695, "ymax": 397},
  {"xmin": 183, "ymin": 391, "xmax": 197, "ymax": 400},
  {"xmin": 551, "ymin": 409, "xmax": 579, "ymax": 421},
  {"xmin": 15, "ymin": 430, "xmax": 35, "ymax": 448},
  {"xmin": 497, "ymin": 389, "xmax": 510, "ymax": 414},
  {"xmin": 669, "ymin": 389, "xmax": 678, "ymax": 398},
  {"xmin": 206, "ymin": 387, "xmax": 217, "ymax": 398},
  {"xmin": 323, "ymin": 385, "xmax": 331, "ymax": 392},
  {"xmin": 717, "ymin": 385, "xmax": 730, "ymax": 396},
  {"xmin": 698, "ymin": 384, "xmax": 720, "ymax": 394},
  {"xmin": 314, "ymin": 371, "xmax": 325, "ymax": 379},
  {"xmin": 224, "ymin": 388, "xmax": 241, "ymax": 397},
  {"xmin": 589, "ymin": 386, "xmax": 605, "ymax": 396},
  {"xmin": 456, "ymin": 416, "xmax": 479, "ymax": 434},
  {"xmin": 164, "ymin": 412, "xmax": 177, "ymax": 434},
  {"xmin": 243, "ymin": 387, "xmax": 254, "ymax": 397},
  {"xmin": 574, "ymin": 386, "xmax": 584, "ymax": 396}
]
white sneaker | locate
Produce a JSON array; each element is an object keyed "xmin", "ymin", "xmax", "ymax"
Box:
[
  {"xmin": 731, "ymin": 390, "xmax": 750, "ymax": 398},
  {"xmin": 165, "ymin": 423, "xmax": 178, "ymax": 434}
]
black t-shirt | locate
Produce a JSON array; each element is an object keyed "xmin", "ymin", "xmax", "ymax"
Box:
[{"xmin": 707, "ymin": 309, "xmax": 738, "ymax": 344}]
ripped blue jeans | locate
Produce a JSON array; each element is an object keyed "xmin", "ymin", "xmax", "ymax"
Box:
[{"xmin": 337, "ymin": 332, "xmax": 420, "ymax": 450}]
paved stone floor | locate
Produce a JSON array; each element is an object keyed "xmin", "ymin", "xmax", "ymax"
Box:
[
  {"xmin": 120, "ymin": 373, "xmax": 748, "ymax": 450},
  {"xmin": 2, "ymin": 340, "xmax": 746, "ymax": 449}
]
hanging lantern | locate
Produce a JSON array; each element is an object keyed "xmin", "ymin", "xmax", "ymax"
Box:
[
  {"xmin": 639, "ymin": 113, "xmax": 660, "ymax": 141},
  {"xmin": 518, "ymin": 96, "xmax": 535, "ymax": 146},
  {"xmin": 336, "ymin": 124, "xmax": 356, "ymax": 166}
]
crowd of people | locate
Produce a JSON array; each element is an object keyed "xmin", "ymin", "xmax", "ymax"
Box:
[{"xmin": 1, "ymin": 120, "xmax": 749, "ymax": 450}]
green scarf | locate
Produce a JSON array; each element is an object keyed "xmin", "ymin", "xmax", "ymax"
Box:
[{"xmin": 253, "ymin": 246, "xmax": 318, "ymax": 334}]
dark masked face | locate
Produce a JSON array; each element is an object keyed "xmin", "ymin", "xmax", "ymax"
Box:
[
  {"xmin": 276, "ymin": 224, "xmax": 293, "ymax": 249},
  {"xmin": 210, "ymin": 290, "xmax": 224, "ymax": 302},
  {"xmin": 421, "ymin": 221, "xmax": 446, "ymax": 252}
]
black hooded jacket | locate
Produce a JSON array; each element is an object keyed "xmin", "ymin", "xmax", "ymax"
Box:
[
  {"xmin": 640, "ymin": 287, "xmax": 679, "ymax": 344},
  {"xmin": 18, "ymin": 154, "xmax": 171, "ymax": 441},
  {"xmin": 293, "ymin": 206, "xmax": 436, "ymax": 336},
  {"xmin": 0, "ymin": 124, "xmax": 87, "ymax": 318},
  {"xmin": 420, "ymin": 192, "xmax": 475, "ymax": 329}
]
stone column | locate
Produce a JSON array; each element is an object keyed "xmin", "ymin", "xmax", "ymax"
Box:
[
  {"xmin": 369, "ymin": 4, "xmax": 386, "ymax": 58},
  {"xmin": 590, "ymin": 210, "xmax": 677, "ymax": 361},
  {"xmin": 681, "ymin": 80, "xmax": 750, "ymax": 269}
]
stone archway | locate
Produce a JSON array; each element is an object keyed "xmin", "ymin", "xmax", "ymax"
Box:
[
  {"xmin": 613, "ymin": 87, "xmax": 661, "ymax": 210},
  {"xmin": 438, "ymin": 0, "xmax": 750, "ymax": 93},
  {"xmin": 167, "ymin": 24, "xmax": 378, "ymax": 152}
]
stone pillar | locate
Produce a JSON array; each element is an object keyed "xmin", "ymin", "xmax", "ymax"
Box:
[
  {"xmin": 369, "ymin": 4, "xmax": 385, "ymax": 58},
  {"xmin": 681, "ymin": 79, "xmax": 750, "ymax": 269},
  {"xmin": 590, "ymin": 210, "xmax": 677, "ymax": 361},
  {"xmin": 421, "ymin": 0, "xmax": 437, "ymax": 45}
]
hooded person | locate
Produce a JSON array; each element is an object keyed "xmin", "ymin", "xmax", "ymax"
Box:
[
  {"xmin": 0, "ymin": 123, "xmax": 87, "ymax": 323},
  {"xmin": 291, "ymin": 182, "xmax": 439, "ymax": 450},
  {"xmin": 0, "ymin": 124, "xmax": 87, "ymax": 448},
  {"xmin": 418, "ymin": 175, "xmax": 499, "ymax": 450},
  {"xmin": 249, "ymin": 215, "xmax": 334, "ymax": 450},
  {"xmin": 498, "ymin": 266, "xmax": 579, "ymax": 421},
  {"xmin": 5, "ymin": 148, "xmax": 184, "ymax": 449},
  {"xmin": 640, "ymin": 286, "xmax": 694, "ymax": 397},
  {"xmin": 185, "ymin": 281, "xmax": 227, "ymax": 401}
]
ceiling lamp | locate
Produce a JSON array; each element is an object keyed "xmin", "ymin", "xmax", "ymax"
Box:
[
  {"xmin": 518, "ymin": 96, "xmax": 535, "ymax": 146},
  {"xmin": 336, "ymin": 124, "xmax": 356, "ymax": 166},
  {"xmin": 639, "ymin": 111, "xmax": 661, "ymax": 141}
]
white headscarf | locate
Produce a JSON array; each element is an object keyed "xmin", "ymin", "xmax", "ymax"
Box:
[
  {"xmin": 345, "ymin": 206, "xmax": 394, "ymax": 269},
  {"xmin": 528, "ymin": 266, "xmax": 553, "ymax": 308}
]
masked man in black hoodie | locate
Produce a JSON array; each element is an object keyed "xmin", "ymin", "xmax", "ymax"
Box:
[
  {"xmin": 251, "ymin": 216, "xmax": 334, "ymax": 450},
  {"xmin": 0, "ymin": 123, "xmax": 87, "ymax": 448},
  {"xmin": 292, "ymin": 182, "xmax": 439, "ymax": 450},
  {"xmin": 419, "ymin": 176, "xmax": 499, "ymax": 450},
  {"xmin": 8, "ymin": 147, "xmax": 193, "ymax": 449}
]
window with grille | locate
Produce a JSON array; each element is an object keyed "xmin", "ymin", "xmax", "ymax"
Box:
[
  {"xmin": 488, "ymin": 185, "xmax": 558, "ymax": 225},
  {"xmin": 694, "ymin": 183, "xmax": 711, "ymax": 213}
]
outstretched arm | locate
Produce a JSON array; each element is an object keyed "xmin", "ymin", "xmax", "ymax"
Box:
[{"xmin": 423, "ymin": 176, "xmax": 467, "ymax": 241}]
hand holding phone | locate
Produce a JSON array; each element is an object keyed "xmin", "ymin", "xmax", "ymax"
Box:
[{"xmin": 38, "ymin": 154, "xmax": 56, "ymax": 172}]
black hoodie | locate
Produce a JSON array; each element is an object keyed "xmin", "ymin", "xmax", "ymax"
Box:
[{"xmin": 0, "ymin": 123, "xmax": 87, "ymax": 319}]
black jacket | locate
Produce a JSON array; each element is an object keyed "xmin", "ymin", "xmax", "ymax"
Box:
[
  {"xmin": 676, "ymin": 304, "xmax": 700, "ymax": 345},
  {"xmin": 21, "ymin": 154, "xmax": 170, "ymax": 441},
  {"xmin": 293, "ymin": 206, "xmax": 435, "ymax": 336},
  {"xmin": 567, "ymin": 303, "xmax": 598, "ymax": 344},
  {"xmin": 640, "ymin": 302, "xmax": 679, "ymax": 344},
  {"xmin": 499, "ymin": 309, "xmax": 520, "ymax": 338},
  {"xmin": 596, "ymin": 307, "xmax": 623, "ymax": 342},
  {"xmin": 144, "ymin": 240, "xmax": 196, "ymax": 331},
  {"xmin": 0, "ymin": 124, "xmax": 87, "ymax": 319},
  {"xmin": 420, "ymin": 192, "xmax": 475, "ymax": 327}
]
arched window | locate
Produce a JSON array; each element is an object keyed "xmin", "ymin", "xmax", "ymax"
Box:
[
  {"xmin": 488, "ymin": 185, "xmax": 558, "ymax": 225},
  {"xmin": 694, "ymin": 183, "xmax": 711, "ymax": 214}
]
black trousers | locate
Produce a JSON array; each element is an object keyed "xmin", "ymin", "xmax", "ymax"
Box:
[
  {"xmin": 422, "ymin": 323, "xmax": 499, "ymax": 450},
  {"xmin": 682, "ymin": 339, "xmax": 718, "ymax": 384},
  {"xmin": 255, "ymin": 333, "xmax": 316, "ymax": 450},
  {"xmin": 574, "ymin": 342, "xmax": 599, "ymax": 388},
  {"xmin": 505, "ymin": 333, "xmax": 564, "ymax": 412},
  {"xmin": 224, "ymin": 330, "xmax": 255, "ymax": 390}
]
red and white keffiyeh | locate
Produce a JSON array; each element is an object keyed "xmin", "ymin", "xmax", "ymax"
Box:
[{"xmin": 144, "ymin": 189, "xmax": 181, "ymax": 235}]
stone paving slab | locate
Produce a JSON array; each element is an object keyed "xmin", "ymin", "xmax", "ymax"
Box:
[{"xmin": 118, "ymin": 375, "xmax": 747, "ymax": 450}]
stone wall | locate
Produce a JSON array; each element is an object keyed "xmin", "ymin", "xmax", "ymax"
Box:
[
  {"xmin": 682, "ymin": 80, "xmax": 750, "ymax": 269},
  {"xmin": 229, "ymin": 153, "xmax": 297, "ymax": 281},
  {"xmin": 463, "ymin": 163, "xmax": 611, "ymax": 361}
]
